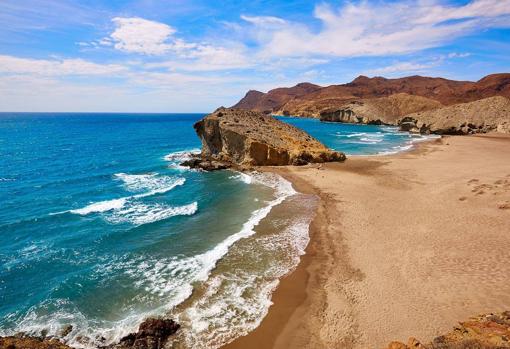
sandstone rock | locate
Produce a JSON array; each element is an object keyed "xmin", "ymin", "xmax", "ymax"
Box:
[
  {"xmin": 319, "ymin": 93, "xmax": 442, "ymax": 125},
  {"xmin": 385, "ymin": 311, "xmax": 510, "ymax": 349},
  {"xmin": 399, "ymin": 96, "xmax": 510, "ymax": 135},
  {"xmin": 189, "ymin": 108, "xmax": 345, "ymax": 170}
]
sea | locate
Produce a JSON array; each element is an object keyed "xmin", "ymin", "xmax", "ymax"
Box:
[{"xmin": 0, "ymin": 113, "xmax": 437, "ymax": 348}]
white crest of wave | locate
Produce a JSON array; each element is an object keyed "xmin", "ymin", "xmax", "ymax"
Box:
[
  {"xmin": 106, "ymin": 202, "xmax": 198, "ymax": 226},
  {"xmin": 70, "ymin": 198, "xmax": 127, "ymax": 215},
  {"xmin": 114, "ymin": 173, "xmax": 185, "ymax": 194},
  {"xmin": 69, "ymin": 175, "xmax": 186, "ymax": 217}
]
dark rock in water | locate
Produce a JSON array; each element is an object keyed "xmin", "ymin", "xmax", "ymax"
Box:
[
  {"xmin": 181, "ymin": 155, "xmax": 231, "ymax": 171},
  {"xmin": 0, "ymin": 336, "xmax": 72, "ymax": 349},
  {"xmin": 189, "ymin": 107, "xmax": 345, "ymax": 170},
  {"xmin": 108, "ymin": 318, "xmax": 180, "ymax": 349},
  {"xmin": 59, "ymin": 325, "xmax": 73, "ymax": 338}
]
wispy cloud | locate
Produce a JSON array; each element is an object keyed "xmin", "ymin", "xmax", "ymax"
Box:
[
  {"xmin": 243, "ymin": 0, "xmax": 510, "ymax": 58},
  {"xmin": 0, "ymin": 55, "xmax": 127, "ymax": 76}
]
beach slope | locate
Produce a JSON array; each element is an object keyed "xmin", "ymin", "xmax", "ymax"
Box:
[{"xmin": 225, "ymin": 134, "xmax": 510, "ymax": 349}]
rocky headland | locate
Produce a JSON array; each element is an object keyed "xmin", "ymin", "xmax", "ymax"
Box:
[
  {"xmin": 182, "ymin": 107, "xmax": 345, "ymax": 170},
  {"xmin": 233, "ymin": 73, "xmax": 510, "ymax": 135}
]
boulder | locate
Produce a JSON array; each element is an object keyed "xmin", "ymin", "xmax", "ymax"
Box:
[
  {"xmin": 109, "ymin": 318, "xmax": 180, "ymax": 349},
  {"xmin": 188, "ymin": 108, "xmax": 345, "ymax": 170}
]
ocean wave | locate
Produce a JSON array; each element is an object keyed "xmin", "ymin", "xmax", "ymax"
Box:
[
  {"xmin": 170, "ymin": 193, "xmax": 315, "ymax": 349},
  {"xmin": 70, "ymin": 198, "xmax": 127, "ymax": 215},
  {"xmin": 163, "ymin": 149, "xmax": 201, "ymax": 162},
  {"xmin": 114, "ymin": 173, "xmax": 185, "ymax": 194},
  {"xmin": 13, "ymin": 173, "xmax": 297, "ymax": 348},
  {"xmin": 66, "ymin": 175, "xmax": 185, "ymax": 217},
  {"xmin": 163, "ymin": 149, "xmax": 201, "ymax": 170},
  {"xmin": 228, "ymin": 172, "xmax": 253, "ymax": 184},
  {"xmin": 106, "ymin": 202, "xmax": 198, "ymax": 226}
]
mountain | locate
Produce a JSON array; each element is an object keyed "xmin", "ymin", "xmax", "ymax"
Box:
[
  {"xmin": 232, "ymin": 82, "xmax": 321, "ymax": 113},
  {"xmin": 233, "ymin": 74, "xmax": 510, "ymax": 117}
]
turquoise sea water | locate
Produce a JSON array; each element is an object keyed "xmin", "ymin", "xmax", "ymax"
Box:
[
  {"xmin": 277, "ymin": 116, "xmax": 437, "ymax": 155},
  {"xmin": 0, "ymin": 113, "xmax": 434, "ymax": 348}
]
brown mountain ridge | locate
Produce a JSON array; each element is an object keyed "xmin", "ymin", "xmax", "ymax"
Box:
[{"xmin": 232, "ymin": 73, "xmax": 510, "ymax": 117}]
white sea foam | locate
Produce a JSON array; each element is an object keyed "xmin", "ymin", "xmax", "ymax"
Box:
[
  {"xmin": 13, "ymin": 173, "xmax": 300, "ymax": 349},
  {"xmin": 170, "ymin": 194, "xmax": 315, "ymax": 349},
  {"xmin": 163, "ymin": 149, "xmax": 201, "ymax": 170},
  {"xmin": 106, "ymin": 202, "xmax": 198, "ymax": 226},
  {"xmin": 70, "ymin": 198, "xmax": 127, "ymax": 215},
  {"xmin": 163, "ymin": 148, "xmax": 201, "ymax": 162},
  {"xmin": 114, "ymin": 173, "xmax": 185, "ymax": 194},
  {"xmin": 229, "ymin": 172, "xmax": 253, "ymax": 184},
  {"xmin": 68, "ymin": 175, "xmax": 185, "ymax": 217}
]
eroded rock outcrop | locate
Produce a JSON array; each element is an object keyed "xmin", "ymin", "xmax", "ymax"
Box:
[
  {"xmin": 185, "ymin": 107, "xmax": 345, "ymax": 170},
  {"xmin": 399, "ymin": 96, "xmax": 510, "ymax": 134},
  {"xmin": 385, "ymin": 311, "xmax": 510, "ymax": 349},
  {"xmin": 319, "ymin": 93, "xmax": 442, "ymax": 125},
  {"xmin": 0, "ymin": 336, "xmax": 72, "ymax": 349}
]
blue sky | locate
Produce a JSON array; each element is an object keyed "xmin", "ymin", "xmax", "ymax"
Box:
[{"xmin": 0, "ymin": 0, "xmax": 509, "ymax": 112}]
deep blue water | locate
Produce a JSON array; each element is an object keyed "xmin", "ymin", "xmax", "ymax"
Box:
[{"xmin": 0, "ymin": 113, "xmax": 434, "ymax": 348}]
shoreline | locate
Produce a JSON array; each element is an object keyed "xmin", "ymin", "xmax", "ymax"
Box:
[{"xmin": 224, "ymin": 134, "xmax": 510, "ymax": 349}]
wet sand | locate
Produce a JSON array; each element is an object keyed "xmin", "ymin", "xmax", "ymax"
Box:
[{"xmin": 224, "ymin": 134, "xmax": 510, "ymax": 349}]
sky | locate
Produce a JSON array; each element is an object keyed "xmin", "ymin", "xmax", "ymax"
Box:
[{"xmin": 0, "ymin": 0, "xmax": 509, "ymax": 112}]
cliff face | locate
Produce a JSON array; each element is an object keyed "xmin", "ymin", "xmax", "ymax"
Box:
[
  {"xmin": 400, "ymin": 96, "xmax": 510, "ymax": 134},
  {"xmin": 233, "ymin": 73, "xmax": 510, "ymax": 117},
  {"xmin": 187, "ymin": 108, "xmax": 345, "ymax": 170},
  {"xmin": 319, "ymin": 93, "xmax": 442, "ymax": 125}
]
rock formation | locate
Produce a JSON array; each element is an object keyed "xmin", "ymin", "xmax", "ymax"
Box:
[
  {"xmin": 107, "ymin": 318, "xmax": 180, "ymax": 349},
  {"xmin": 386, "ymin": 311, "xmax": 510, "ymax": 349},
  {"xmin": 233, "ymin": 73, "xmax": 510, "ymax": 117},
  {"xmin": 0, "ymin": 336, "xmax": 72, "ymax": 349},
  {"xmin": 319, "ymin": 93, "xmax": 442, "ymax": 125},
  {"xmin": 0, "ymin": 318, "xmax": 180, "ymax": 349},
  {"xmin": 183, "ymin": 107, "xmax": 345, "ymax": 170},
  {"xmin": 399, "ymin": 96, "xmax": 510, "ymax": 134}
]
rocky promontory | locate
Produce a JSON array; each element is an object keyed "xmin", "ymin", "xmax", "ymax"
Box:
[{"xmin": 183, "ymin": 107, "xmax": 345, "ymax": 170}]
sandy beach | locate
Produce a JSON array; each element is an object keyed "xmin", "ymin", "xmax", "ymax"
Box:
[{"xmin": 225, "ymin": 134, "xmax": 510, "ymax": 349}]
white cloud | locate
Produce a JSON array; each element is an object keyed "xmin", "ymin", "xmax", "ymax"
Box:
[
  {"xmin": 367, "ymin": 62, "xmax": 431, "ymax": 75},
  {"xmin": 448, "ymin": 52, "xmax": 471, "ymax": 58},
  {"xmin": 243, "ymin": 0, "xmax": 510, "ymax": 58},
  {"xmin": 0, "ymin": 55, "xmax": 127, "ymax": 76},
  {"xmin": 110, "ymin": 17, "xmax": 176, "ymax": 55},
  {"xmin": 240, "ymin": 15, "xmax": 286, "ymax": 26}
]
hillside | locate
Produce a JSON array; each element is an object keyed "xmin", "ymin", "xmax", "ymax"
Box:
[{"xmin": 233, "ymin": 74, "xmax": 510, "ymax": 117}]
